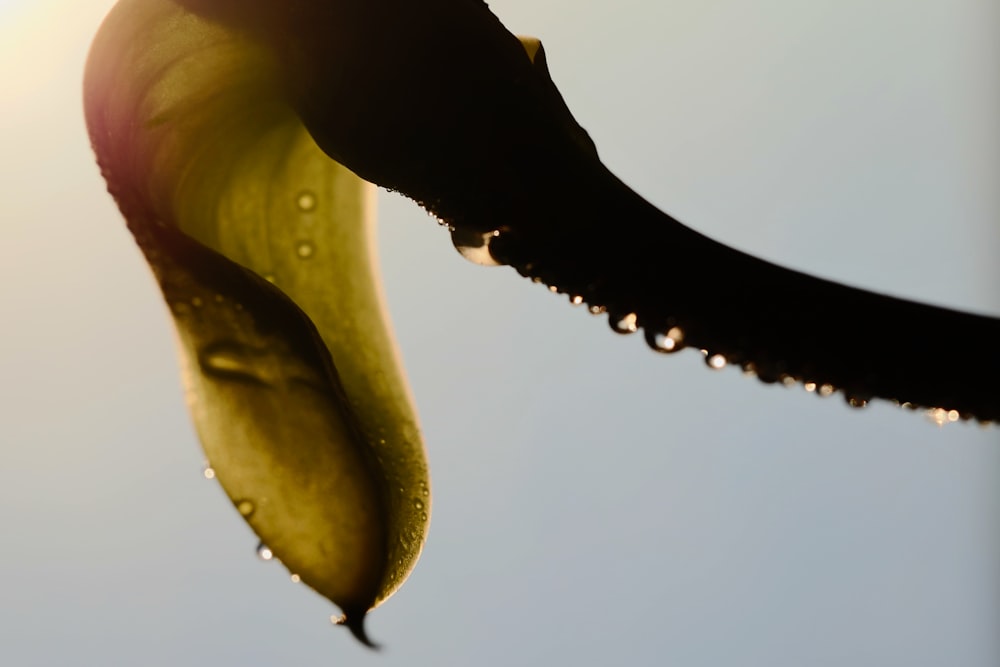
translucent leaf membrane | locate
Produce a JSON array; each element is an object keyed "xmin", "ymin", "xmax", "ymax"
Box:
[{"xmin": 84, "ymin": 0, "xmax": 429, "ymax": 644}]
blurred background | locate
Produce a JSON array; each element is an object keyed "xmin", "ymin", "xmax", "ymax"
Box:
[{"xmin": 1, "ymin": 1, "xmax": 998, "ymax": 665}]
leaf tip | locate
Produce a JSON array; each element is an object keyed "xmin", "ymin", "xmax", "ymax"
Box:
[{"xmin": 336, "ymin": 609, "xmax": 380, "ymax": 650}]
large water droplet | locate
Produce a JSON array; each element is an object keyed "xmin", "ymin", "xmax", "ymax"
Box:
[
  {"xmin": 818, "ymin": 384, "xmax": 835, "ymax": 397},
  {"xmin": 451, "ymin": 228, "xmax": 502, "ymax": 266},
  {"xmin": 803, "ymin": 382, "xmax": 817, "ymax": 393},
  {"xmin": 256, "ymin": 542, "xmax": 273, "ymax": 561},
  {"xmin": 569, "ymin": 295, "xmax": 584, "ymax": 306},
  {"xmin": 705, "ymin": 353, "xmax": 727, "ymax": 370},
  {"xmin": 296, "ymin": 240, "xmax": 315, "ymax": 259},
  {"xmin": 290, "ymin": 574, "xmax": 301, "ymax": 583},
  {"xmin": 609, "ymin": 312, "xmax": 638, "ymax": 334},
  {"xmin": 296, "ymin": 190, "xmax": 317, "ymax": 212},
  {"xmin": 198, "ymin": 341, "xmax": 270, "ymax": 386},
  {"xmin": 202, "ymin": 464, "xmax": 216, "ymax": 480},
  {"xmin": 645, "ymin": 326, "xmax": 685, "ymax": 353}
]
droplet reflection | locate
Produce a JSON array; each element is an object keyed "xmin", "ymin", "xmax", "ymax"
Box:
[
  {"xmin": 236, "ymin": 500, "xmax": 255, "ymax": 517},
  {"xmin": 610, "ymin": 312, "xmax": 638, "ymax": 335},
  {"xmin": 451, "ymin": 228, "xmax": 502, "ymax": 266},
  {"xmin": 845, "ymin": 395, "xmax": 870, "ymax": 409},
  {"xmin": 296, "ymin": 190, "xmax": 317, "ymax": 212},
  {"xmin": 296, "ymin": 240, "xmax": 315, "ymax": 259},
  {"xmin": 646, "ymin": 326, "xmax": 684, "ymax": 353},
  {"xmin": 705, "ymin": 353, "xmax": 727, "ymax": 370}
]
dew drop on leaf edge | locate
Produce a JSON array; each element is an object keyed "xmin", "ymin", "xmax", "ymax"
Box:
[{"xmin": 236, "ymin": 499, "xmax": 255, "ymax": 517}]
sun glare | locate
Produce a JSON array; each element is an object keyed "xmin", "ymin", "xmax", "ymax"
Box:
[{"xmin": 1, "ymin": 1, "xmax": 109, "ymax": 105}]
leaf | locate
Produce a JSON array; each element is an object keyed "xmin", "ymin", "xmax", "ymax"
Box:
[
  {"xmin": 167, "ymin": 0, "xmax": 999, "ymax": 421},
  {"xmin": 84, "ymin": 0, "xmax": 429, "ymax": 644}
]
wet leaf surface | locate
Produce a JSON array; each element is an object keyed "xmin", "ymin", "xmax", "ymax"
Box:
[{"xmin": 84, "ymin": 0, "xmax": 430, "ymax": 644}]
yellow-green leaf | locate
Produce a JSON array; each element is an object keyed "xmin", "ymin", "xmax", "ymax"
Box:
[{"xmin": 84, "ymin": 0, "xmax": 429, "ymax": 644}]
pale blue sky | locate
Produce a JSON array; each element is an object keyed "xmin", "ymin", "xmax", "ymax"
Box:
[{"xmin": 1, "ymin": 1, "xmax": 998, "ymax": 665}]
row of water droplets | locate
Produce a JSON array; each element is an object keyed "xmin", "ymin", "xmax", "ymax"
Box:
[
  {"xmin": 261, "ymin": 190, "xmax": 322, "ymax": 283},
  {"xmin": 201, "ymin": 463, "xmax": 304, "ymax": 585},
  {"xmin": 441, "ymin": 216, "xmax": 988, "ymax": 427},
  {"xmin": 200, "ymin": 460, "xmax": 431, "ymax": 628},
  {"xmin": 171, "ymin": 291, "xmax": 244, "ymax": 319},
  {"xmin": 584, "ymin": 302, "xmax": 978, "ymax": 422},
  {"xmin": 294, "ymin": 189, "xmax": 317, "ymax": 260}
]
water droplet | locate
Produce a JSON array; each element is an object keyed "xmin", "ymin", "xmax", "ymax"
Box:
[
  {"xmin": 419, "ymin": 483, "xmax": 429, "ymax": 497},
  {"xmin": 705, "ymin": 353, "xmax": 727, "ymax": 370},
  {"xmin": 171, "ymin": 302, "xmax": 192, "ymax": 317},
  {"xmin": 191, "ymin": 296, "xmax": 204, "ymax": 308},
  {"xmin": 569, "ymin": 294, "xmax": 584, "ymax": 305},
  {"xmin": 927, "ymin": 408, "xmax": 949, "ymax": 426},
  {"xmin": 548, "ymin": 285, "xmax": 559, "ymax": 294},
  {"xmin": 264, "ymin": 273, "xmax": 276, "ymax": 283},
  {"xmin": 780, "ymin": 375, "xmax": 797, "ymax": 387},
  {"xmin": 296, "ymin": 240, "xmax": 315, "ymax": 259},
  {"xmin": 290, "ymin": 574, "xmax": 301, "ymax": 583},
  {"xmin": 803, "ymin": 382, "xmax": 817, "ymax": 393},
  {"xmin": 331, "ymin": 615, "xmax": 347, "ymax": 626},
  {"xmin": 818, "ymin": 384, "xmax": 835, "ymax": 397},
  {"xmin": 414, "ymin": 499, "xmax": 425, "ymax": 510},
  {"xmin": 202, "ymin": 465, "xmax": 216, "ymax": 480},
  {"xmin": 198, "ymin": 342, "xmax": 270, "ymax": 386},
  {"xmin": 947, "ymin": 409, "xmax": 960, "ymax": 422},
  {"xmin": 589, "ymin": 305, "xmax": 606, "ymax": 315},
  {"xmin": 845, "ymin": 395, "xmax": 869, "ymax": 409},
  {"xmin": 646, "ymin": 326, "xmax": 685, "ymax": 353},
  {"xmin": 256, "ymin": 543, "xmax": 273, "ymax": 561},
  {"xmin": 213, "ymin": 294, "xmax": 224, "ymax": 304},
  {"xmin": 450, "ymin": 228, "xmax": 502, "ymax": 266},
  {"xmin": 421, "ymin": 511, "xmax": 428, "ymax": 521},
  {"xmin": 609, "ymin": 312, "xmax": 638, "ymax": 334},
  {"xmin": 296, "ymin": 190, "xmax": 317, "ymax": 212},
  {"xmin": 236, "ymin": 500, "xmax": 255, "ymax": 517}
]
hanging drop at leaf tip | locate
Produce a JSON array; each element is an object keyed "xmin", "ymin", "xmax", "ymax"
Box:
[{"xmin": 337, "ymin": 610, "xmax": 380, "ymax": 650}]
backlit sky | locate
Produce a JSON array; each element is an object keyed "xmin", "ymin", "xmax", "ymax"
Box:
[{"xmin": 1, "ymin": 1, "xmax": 998, "ymax": 665}]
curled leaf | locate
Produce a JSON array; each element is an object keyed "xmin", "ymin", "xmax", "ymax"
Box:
[{"xmin": 84, "ymin": 0, "xmax": 429, "ymax": 644}]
